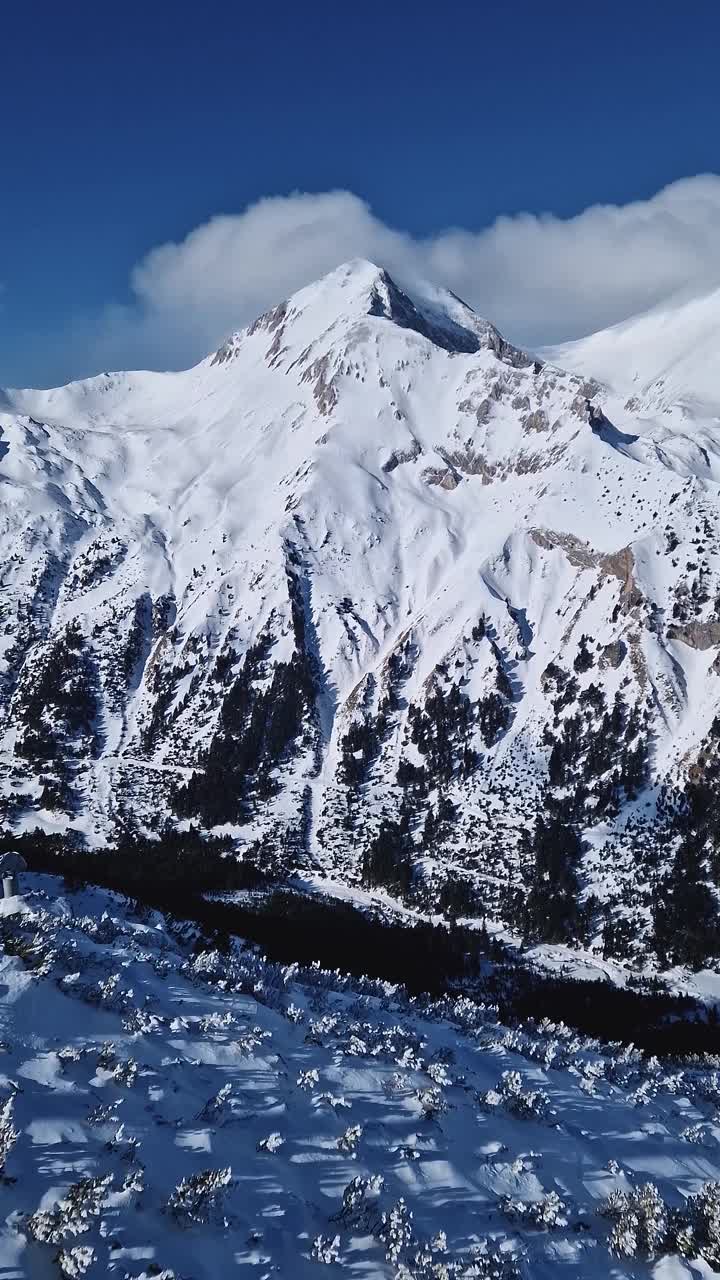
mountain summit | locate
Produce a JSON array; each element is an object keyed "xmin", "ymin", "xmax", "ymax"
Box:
[{"xmin": 2, "ymin": 263, "xmax": 720, "ymax": 964}]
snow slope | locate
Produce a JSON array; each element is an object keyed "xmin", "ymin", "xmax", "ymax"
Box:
[
  {"xmin": 2, "ymin": 261, "xmax": 720, "ymax": 948},
  {"xmin": 547, "ymin": 285, "xmax": 720, "ymax": 416},
  {"xmin": 1, "ymin": 875, "xmax": 720, "ymax": 1278}
]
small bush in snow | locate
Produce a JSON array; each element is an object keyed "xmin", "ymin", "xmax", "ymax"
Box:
[
  {"xmin": 311, "ymin": 1233, "xmax": 341, "ymax": 1264},
  {"xmin": 426, "ymin": 1061, "xmax": 451, "ymax": 1087},
  {"xmin": 122, "ymin": 1005, "xmax": 162, "ymax": 1035},
  {"xmin": 502, "ymin": 1190, "xmax": 567, "ymax": 1230},
  {"xmin": 483, "ymin": 1071, "xmax": 549, "ymax": 1120},
  {"xmin": 680, "ymin": 1122, "xmax": 707, "ymax": 1145},
  {"xmin": 337, "ymin": 1124, "xmax": 363, "ymax": 1155},
  {"xmin": 197, "ymin": 1082, "xmax": 233, "ymax": 1121},
  {"xmin": 56, "ymin": 1245, "xmax": 95, "ymax": 1278},
  {"xmin": 383, "ymin": 1072, "xmax": 410, "ymax": 1098},
  {"xmin": 198, "ymin": 1010, "xmax": 235, "ymax": 1033},
  {"xmin": 378, "ymin": 1197, "xmax": 414, "ymax": 1266},
  {"xmin": 234, "ymin": 1026, "xmax": 272, "ymax": 1057},
  {"xmin": 416, "ymin": 1087, "xmax": 448, "ymax": 1120},
  {"xmin": 334, "ymin": 1174, "xmax": 385, "ymax": 1230},
  {"xmin": 297, "ymin": 1068, "xmax": 319, "ymax": 1091},
  {"xmin": 314, "ymin": 1092, "xmax": 351, "ymax": 1112},
  {"xmin": 121, "ymin": 1166, "xmax": 145, "ymax": 1195},
  {"xmin": 257, "ymin": 1132, "xmax": 284, "ymax": 1153},
  {"xmin": 166, "ymin": 1166, "xmax": 232, "ymax": 1226},
  {"xmin": 87, "ymin": 1099, "xmax": 123, "ymax": 1126}
]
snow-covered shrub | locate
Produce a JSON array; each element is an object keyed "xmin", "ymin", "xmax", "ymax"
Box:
[
  {"xmin": 122, "ymin": 1005, "xmax": 162, "ymax": 1035},
  {"xmin": 601, "ymin": 1182, "xmax": 668, "ymax": 1259},
  {"xmin": 110, "ymin": 1057, "xmax": 138, "ymax": 1088},
  {"xmin": 483, "ymin": 1071, "xmax": 549, "ymax": 1120},
  {"xmin": 286, "ymin": 1002, "xmax": 305, "ymax": 1024},
  {"xmin": 396, "ymin": 1047, "xmax": 424, "ymax": 1071},
  {"xmin": 337, "ymin": 1124, "xmax": 363, "ymax": 1154},
  {"xmin": 426, "ymin": 1061, "xmax": 451, "ymax": 1087},
  {"xmin": 28, "ymin": 1174, "xmax": 113, "ymax": 1244},
  {"xmin": 121, "ymin": 1166, "xmax": 145, "ymax": 1195},
  {"xmin": 311, "ymin": 1234, "xmax": 341, "ymax": 1264},
  {"xmin": 314, "ymin": 1092, "xmax": 351, "ymax": 1111},
  {"xmin": 680, "ymin": 1122, "xmax": 707, "ymax": 1145},
  {"xmin": 378, "ymin": 1197, "xmax": 414, "ymax": 1266},
  {"xmin": 58, "ymin": 1045, "xmax": 84, "ymax": 1064},
  {"xmin": 87, "ymin": 1099, "xmax": 123, "ymax": 1126},
  {"xmin": 198, "ymin": 1010, "xmax": 235, "ymax": 1033},
  {"xmin": 297, "ymin": 1068, "xmax": 319, "ymax": 1091},
  {"xmin": 93, "ymin": 972, "xmax": 126, "ymax": 1008},
  {"xmin": 197, "ymin": 1082, "xmax": 233, "ymax": 1121},
  {"xmin": 233, "ymin": 1026, "xmax": 272, "ymax": 1057},
  {"xmin": 502, "ymin": 1190, "xmax": 567, "ymax": 1230},
  {"xmin": 333, "ymin": 1174, "xmax": 385, "ymax": 1230},
  {"xmin": 307, "ymin": 1014, "xmax": 341, "ymax": 1041},
  {"xmin": 416, "ymin": 1087, "xmax": 448, "ymax": 1120},
  {"xmin": 166, "ymin": 1166, "xmax": 232, "ymax": 1226},
  {"xmin": 462, "ymin": 1242, "xmax": 522, "ymax": 1278},
  {"xmin": 107, "ymin": 1124, "xmax": 141, "ymax": 1162},
  {"xmin": 256, "ymin": 1132, "xmax": 284, "ymax": 1153},
  {"xmin": 383, "ymin": 1071, "xmax": 410, "ymax": 1098},
  {"xmin": 394, "ymin": 1143, "xmax": 421, "ymax": 1162},
  {"xmin": 56, "ymin": 1245, "xmax": 95, "ymax": 1278}
]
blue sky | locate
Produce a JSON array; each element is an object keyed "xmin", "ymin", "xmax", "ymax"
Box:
[{"xmin": 3, "ymin": 0, "xmax": 720, "ymax": 386}]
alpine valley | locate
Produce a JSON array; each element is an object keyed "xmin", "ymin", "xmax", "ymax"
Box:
[{"xmin": 5, "ymin": 259, "xmax": 720, "ymax": 968}]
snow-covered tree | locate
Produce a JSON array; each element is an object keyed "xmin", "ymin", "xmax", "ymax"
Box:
[
  {"xmin": 28, "ymin": 1174, "xmax": 113, "ymax": 1245},
  {"xmin": 166, "ymin": 1167, "xmax": 232, "ymax": 1227},
  {"xmin": 0, "ymin": 1096, "xmax": 18, "ymax": 1179},
  {"xmin": 601, "ymin": 1182, "xmax": 668, "ymax": 1259}
]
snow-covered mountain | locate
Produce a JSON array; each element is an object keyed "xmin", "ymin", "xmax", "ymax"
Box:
[{"xmin": 3, "ymin": 259, "xmax": 720, "ymax": 958}]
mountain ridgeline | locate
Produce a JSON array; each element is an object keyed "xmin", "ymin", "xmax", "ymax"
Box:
[{"xmin": 4, "ymin": 259, "xmax": 720, "ymax": 965}]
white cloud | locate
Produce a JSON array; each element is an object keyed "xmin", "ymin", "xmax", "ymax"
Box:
[{"xmin": 30, "ymin": 175, "xmax": 720, "ymax": 381}]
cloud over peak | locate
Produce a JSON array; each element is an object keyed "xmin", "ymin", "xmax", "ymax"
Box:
[{"xmin": 20, "ymin": 176, "xmax": 720, "ymax": 385}]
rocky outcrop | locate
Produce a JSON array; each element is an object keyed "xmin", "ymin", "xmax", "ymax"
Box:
[{"xmin": 667, "ymin": 620, "xmax": 720, "ymax": 650}]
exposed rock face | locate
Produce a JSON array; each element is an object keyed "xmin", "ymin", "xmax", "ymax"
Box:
[
  {"xmin": 522, "ymin": 409, "xmax": 549, "ymax": 433},
  {"xmin": 383, "ymin": 440, "xmax": 423, "ymax": 473},
  {"xmin": 600, "ymin": 639, "xmax": 626, "ymax": 669},
  {"xmin": 668, "ymin": 620, "xmax": 720, "ymax": 649}
]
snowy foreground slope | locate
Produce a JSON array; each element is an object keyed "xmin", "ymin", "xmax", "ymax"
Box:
[
  {"xmin": 5, "ymin": 876, "xmax": 720, "ymax": 1278},
  {"xmin": 5, "ymin": 260, "xmax": 720, "ymax": 955}
]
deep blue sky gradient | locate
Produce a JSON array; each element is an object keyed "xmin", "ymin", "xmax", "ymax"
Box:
[{"xmin": 3, "ymin": 0, "xmax": 720, "ymax": 383}]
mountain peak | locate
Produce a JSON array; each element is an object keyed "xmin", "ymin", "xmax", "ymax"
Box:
[{"xmin": 212, "ymin": 258, "xmax": 532, "ymax": 369}]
